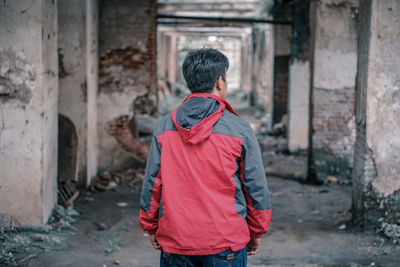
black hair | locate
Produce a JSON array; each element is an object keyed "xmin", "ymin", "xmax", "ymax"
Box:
[{"xmin": 182, "ymin": 48, "xmax": 229, "ymax": 93}]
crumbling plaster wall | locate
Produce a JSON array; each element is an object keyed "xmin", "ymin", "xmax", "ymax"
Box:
[
  {"xmin": 0, "ymin": 0, "xmax": 58, "ymax": 226},
  {"xmin": 98, "ymin": 0, "xmax": 157, "ymax": 172},
  {"xmin": 353, "ymin": 0, "xmax": 400, "ymax": 229},
  {"xmin": 310, "ymin": 0, "xmax": 358, "ymax": 180}
]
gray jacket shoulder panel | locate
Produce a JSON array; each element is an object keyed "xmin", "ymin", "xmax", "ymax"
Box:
[
  {"xmin": 153, "ymin": 114, "xmax": 177, "ymax": 137},
  {"xmin": 212, "ymin": 110, "xmax": 251, "ymax": 139}
]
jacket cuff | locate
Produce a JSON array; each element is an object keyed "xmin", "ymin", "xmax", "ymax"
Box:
[
  {"xmin": 147, "ymin": 228, "xmax": 158, "ymax": 235},
  {"xmin": 250, "ymin": 232, "xmax": 263, "ymax": 238}
]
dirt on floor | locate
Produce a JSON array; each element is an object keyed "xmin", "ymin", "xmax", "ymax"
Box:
[{"xmin": 16, "ymin": 175, "xmax": 397, "ymax": 267}]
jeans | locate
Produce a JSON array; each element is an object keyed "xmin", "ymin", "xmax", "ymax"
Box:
[{"xmin": 160, "ymin": 246, "xmax": 247, "ymax": 267}]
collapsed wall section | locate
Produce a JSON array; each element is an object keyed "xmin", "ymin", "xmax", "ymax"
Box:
[{"xmin": 97, "ymin": 0, "xmax": 157, "ymax": 172}]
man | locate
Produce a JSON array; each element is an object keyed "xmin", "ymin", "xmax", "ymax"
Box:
[{"xmin": 139, "ymin": 48, "xmax": 271, "ymax": 266}]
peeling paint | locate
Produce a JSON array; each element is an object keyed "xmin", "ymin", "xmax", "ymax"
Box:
[{"xmin": 0, "ymin": 49, "xmax": 35, "ymax": 104}]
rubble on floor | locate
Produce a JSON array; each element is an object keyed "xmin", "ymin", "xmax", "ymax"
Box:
[
  {"xmin": 103, "ymin": 236, "xmax": 122, "ymax": 255},
  {"xmin": 239, "ymin": 107, "xmax": 308, "ymax": 181},
  {"xmin": 263, "ymin": 152, "xmax": 308, "ymax": 181},
  {"xmin": 256, "ymin": 130, "xmax": 308, "ymax": 182},
  {"xmin": 378, "ymin": 222, "xmax": 400, "ymax": 246},
  {"xmin": 90, "ymin": 168, "xmax": 145, "ymax": 192},
  {"xmin": 0, "ymin": 205, "xmax": 79, "ymax": 266},
  {"xmin": 58, "ymin": 180, "xmax": 80, "ymax": 207}
]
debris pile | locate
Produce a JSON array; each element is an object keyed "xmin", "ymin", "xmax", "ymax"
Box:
[
  {"xmin": 58, "ymin": 180, "xmax": 80, "ymax": 207},
  {"xmin": 257, "ymin": 135, "xmax": 288, "ymax": 154},
  {"xmin": 377, "ymin": 222, "xmax": 400, "ymax": 246},
  {"xmin": 103, "ymin": 237, "xmax": 122, "ymax": 255},
  {"xmin": 0, "ymin": 205, "xmax": 79, "ymax": 266},
  {"xmin": 90, "ymin": 168, "xmax": 145, "ymax": 192},
  {"xmin": 107, "ymin": 115, "xmax": 150, "ymax": 162}
]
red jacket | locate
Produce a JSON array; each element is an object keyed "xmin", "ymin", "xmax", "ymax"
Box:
[{"xmin": 139, "ymin": 93, "xmax": 271, "ymax": 255}]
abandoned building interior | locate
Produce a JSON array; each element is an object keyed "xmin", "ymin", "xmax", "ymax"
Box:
[{"xmin": 0, "ymin": 0, "xmax": 400, "ymax": 266}]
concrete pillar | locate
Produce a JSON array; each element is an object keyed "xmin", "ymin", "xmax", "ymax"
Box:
[
  {"xmin": 86, "ymin": 0, "xmax": 99, "ymax": 186},
  {"xmin": 168, "ymin": 33, "xmax": 178, "ymax": 89},
  {"xmin": 252, "ymin": 23, "xmax": 274, "ymax": 118},
  {"xmin": 352, "ymin": 0, "xmax": 400, "ymax": 229},
  {"xmin": 288, "ymin": 0, "xmax": 311, "ymax": 152},
  {"xmin": 0, "ymin": 0, "xmax": 58, "ymax": 226},
  {"xmin": 240, "ymin": 33, "xmax": 253, "ymax": 96},
  {"xmin": 157, "ymin": 31, "xmax": 167, "ymax": 82},
  {"xmin": 58, "ymin": 0, "xmax": 98, "ymax": 186},
  {"xmin": 157, "ymin": 32, "xmax": 169, "ymax": 83},
  {"xmin": 310, "ymin": 0, "xmax": 358, "ymax": 181}
]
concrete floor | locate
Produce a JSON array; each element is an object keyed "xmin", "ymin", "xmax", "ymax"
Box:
[{"xmin": 35, "ymin": 176, "xmax": 400, "ymax": 267}]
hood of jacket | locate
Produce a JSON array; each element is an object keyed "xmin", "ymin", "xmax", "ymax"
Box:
[{"xmin": 171, "ymin": 93, "xmax": 238, "ymax": 145}]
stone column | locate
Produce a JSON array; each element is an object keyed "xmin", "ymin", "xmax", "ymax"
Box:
[
  {"xmin": 352, "ymin": 0, "xmax": 400, "ymax": 229},
  {"xmin": 0, "ymin": 0, "xmax": 58, "ymax": 226}
]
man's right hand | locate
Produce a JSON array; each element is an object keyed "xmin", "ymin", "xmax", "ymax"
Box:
[
  {"xmin": 149, "ymin": 234, "xmax": 161, "ymax": 250},
  {"xmin": 247, "ymin": 237, "xmax": 261, "ymax": 255}
]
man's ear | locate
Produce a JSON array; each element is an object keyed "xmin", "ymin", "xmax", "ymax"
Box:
[{"xmin": 215, "ymin": 76, "xmax": 224, "ymax": 91}]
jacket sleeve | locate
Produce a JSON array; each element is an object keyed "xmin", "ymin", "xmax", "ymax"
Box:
[
  {"xmin": 240, "ymin": 124, "xmax": 272, "ymax": 238},
  {"xmin": 139, "ymin": 133, "xmax": 162, "ymax": 235}
]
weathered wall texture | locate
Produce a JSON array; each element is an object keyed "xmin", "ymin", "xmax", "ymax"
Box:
[
  {"xmin": 98, "ymin": 0, "xmax": 157, "ymax": 172},
  {"xmin": 311, "ymin": 0, "xmax": 358, "ymax": 180},
  {"xmin": 288, "ymin": 0, "xmax": 310, "ymax": 152},
  {"xmin": 58, "ymin": 0, "xmax": 99, "ymax": 185},
  {"xmin": 0, "ymin": 0, "xmax": 58, "ymax": 226},
  {"xmin": 252, "ymin": 23, "xmax": 274, "ymax": 115},
  {"xmin": 352, "ymin": 0, "xmax": 400, "ymax": 229}
]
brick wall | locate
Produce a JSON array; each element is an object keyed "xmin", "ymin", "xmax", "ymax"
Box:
[
  {"xmin": 99, "ymin": 0, "xmax": 156, "ymax": 96},
  {"xmin": 312, "ymin": 87, "xmax": 355, "ymax": 179}
]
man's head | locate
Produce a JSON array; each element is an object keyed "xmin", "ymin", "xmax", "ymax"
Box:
[{"xmin": 182, "ymin": 48, "xmax": 229, "ymax": 98}]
